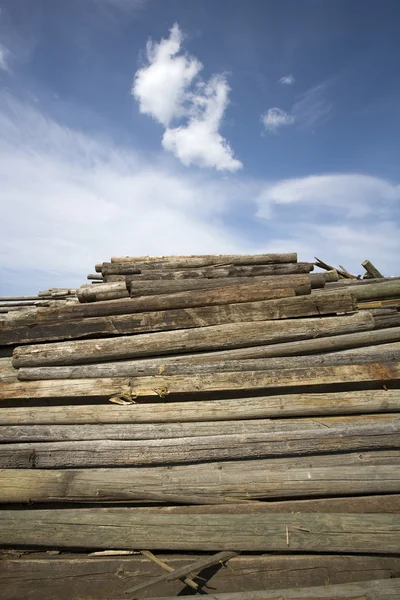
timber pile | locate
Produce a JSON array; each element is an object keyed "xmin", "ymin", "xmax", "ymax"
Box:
[
  {"xmin": 1, "ymin": 252, "xmax": 400, "ymax": 600},
  {"xmin": 0, "ymin": 287, "xmax": 78, "ymax": 317}
]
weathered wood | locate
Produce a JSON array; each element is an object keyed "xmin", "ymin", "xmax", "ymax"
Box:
[
  {"xmin": 335, "ymin": 280, "xmax": 400, "ymax": 301},
  {"xmin": 2, "ymin": 414, "xmax": 397, "ymax": 442},
  {"xmin": 1, "ymin": 458, "xmax": 399, "ymax": 503},
  {"xmin": 5, "ymin": 362, "xmax": 399, "ymax": 400},
  {"xmin": 86, "ymin": 274, "xmax": 104, "ymax": 281},
  {"xmin": 0, "ymin": 358, "xmax": 18, "ymax": 383},
  {"xmin": 1, "ymin": 421, "xmax": 399, "ymax": 467},
  {"xmin": 12, "ymin": 312, "xmax": 372, "ymax": 368},
  {"xmin": 362, "ymin": 259, "xmax": 384, "ymax": 278},
  {"xmin": 110, "ymin": 253, "xmax": 298, "ymax": 268},
  {"xmin": 149, "ymin": 578, "xmax": 400, "ymax": 600},
  {"xmin": 139, "ymin": 550, "xmax": 199, "ymax": 591},
  {"xmin": 1, "ymin": 391, "xmax": 399, "ymax": 425},
  {"xmin": 77, "ymin": 281, "xmax": 129, "ymax": 303},
  {"xmin": 2, "ymin": 292, "xmax": 355, "ymax": 346},
  {"xmin": 119, "ymin": 263, "xmax": 313, "ymax": 280},
  {"xmin": 1, "ymin": 555, "xmax": 399, "ymax": 600},
  {"xmin": 19, "ymin": 342, "xmax": 400, "ymax": 379},
  {"xmin": 0, "ymin": 509, "xmax": 399, "ymax": 552}
]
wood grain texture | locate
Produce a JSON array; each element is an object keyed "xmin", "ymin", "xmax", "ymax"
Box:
[
  {"xmin": 0, "ymin": 509, "xmax": 399, "ymax": 552},
  {"xmin": 118, "ymin": 262, "xmax": 313, "ymax": 279},
  {"xmin": 11, "ymin": 312, "xmax": 372, "ymax": 367},
  {"xmin": 109, "ymin": 253, "xmax": 298, "ymax": 267},
  {"xmin": 1, "ymin": 555, "xmax": 399, "ymax": 600}
]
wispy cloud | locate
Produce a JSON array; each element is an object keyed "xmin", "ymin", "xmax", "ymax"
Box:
[
  {"xmin": 132, "ymin": 24, "xmax": 241, "ymax": 171},
  {"xmin": 0, "ymin": 43, "xmax": 10, "ymax": 72},
  {"xmin": 261, "ymin": 107, "xmax": 295, "ymax": 132},
  {"xmin": 279, "ymin": 74, "xmax": 295, "ymax": 85},
  {"xmin": 292, "ymin": 83, "xmax": 333, "ymax": 129}
]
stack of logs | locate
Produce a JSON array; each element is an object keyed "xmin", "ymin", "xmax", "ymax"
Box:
[
  {"xmin": 0, "ymin": 252, "xmax": 400, "ymax": 600},
  {"xmin": 0, "ymin": 288, "xmax": 78, "ymax": 316}
]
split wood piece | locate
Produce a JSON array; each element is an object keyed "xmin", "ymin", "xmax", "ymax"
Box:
[
  {"xmin": 2, "ymin": 459, "xmax": 400, "ymax": 503},
  {"xmin": 1, "ymin": 509, "xmax": 399, "ymax": 553},
  {"xmin": 139, "ymin": 550, "xmax": 198, "ymax": 592},
  {"xmin": 149, "ymin": 578, "xmax": 400, "ymax": 600},
  {"xmin": 11, "ymin": 312, "xmax": 370, "ymax": 368},
  {"xmin": 77, "ymin": 282, "xmax": 129, "ymax": 303},
  {"xmin": 110, "ymin": 253, "xmax": 298, "ymax": 268},
  {"xmin": 314, "ymin": 257, "xmax": 352, "ymax": 279},
  {"xmin": 1, "ymin": 555, "xmax": 399, "ymax": 600},
  {"xmin": 1, "ymin": 421, "xmax": 400, "ymax": 467},
  {"xmin": 1, "ymin": 391, "xmax": 399, "ymax": 425},
  {"xmin": 0, "ymin": 358, "xmax": 18, "ymax": 383},
  {"xmin": 2, "ymin": 413, "xmax": 398, "ymax": 442},
  {"xmin": 126, "ymin": 551, "xmax": 237, "ymax": 595},
  {"xmin": 2, "ymin": 292, "xmax": 355, "ymax": 346},
  {"xmin": 338, "ymin": 265, "xmax": 358, "ymax": 279},
  {"xmin": 362, "ymin": 259, "xmax": 384, "ymax": 279},
  {"xmin": 117, "ymin": 263, "xmax": 313, "ymax": 279},
  {"xmin": 5, "ymin": 363, "xmax": 399, "ymax": 401},
  {"xmin": 19, "ymin": 342, "xmax": 400, "ymax": 379}
]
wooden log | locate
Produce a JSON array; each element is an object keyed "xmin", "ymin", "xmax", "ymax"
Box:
[
  {"xmin": 11, "ymin": 312, "xmax": 371, "ymax": 368},
  {"xmin": 1, "ymin": 421, "xmax": 400, "ymax": 467},
  {"xmin": 77, "ymin": 282, "xmax": 129, "ymax": 303},
  {"xmin": 1, "ymin": 292, "xmax": 355, "ymax": 346},
  {"xmin": 149, "ymin": 578, "xmax": 400, "ymax": 600},
  {"xmin": 18, "ymin": 342, "xmax": 400, "ymax": 379},
  {"xmin": 362, "ymin": 259, "xmax": 384, "ymax": 278},
  {"xmin": 1, "ymin": 390, "xmax": 400, "ymax": 425},
  {"xmin": 117, "ymin": 263, "xmax": 313, "ymax": 279},
  {"xmin": 0, "ymin": 509, "xmax": 399, "ymax": 552},
  {"xmin": 1, "ymin": 555, "xmax": 399, "ymax": 600},
  {"xmin": 0, "ymin": 358, "xmax": 18, "ymax": 383},
  {"xmin": 1, "ymin": 458, "xmax": 400, "ymax": 503},
  {"xmin": 335, "ymin": 280, "xmax": 400, "ymax": 301},
  {"xmin": 2, "ymin": 413, "xmax": 397, "ymax": 442},
  {"xmin": 87, "ymin": 274, "xmax": 104, "ymax": 281},
  {"xmin": 110, "ymin": 253, "xmax": 298, "ymax": 268}
]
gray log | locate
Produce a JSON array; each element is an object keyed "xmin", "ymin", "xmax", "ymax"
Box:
[
  {"xmin": 110, "ymin": 253, "xmax": 298, "ymax": 268},
  {"xmin": 119, "ymin": 262, "xmax": 313, "ymax": 279}
]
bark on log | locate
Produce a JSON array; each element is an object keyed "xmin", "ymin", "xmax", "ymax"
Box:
[
  {"xmin": 1, "ymin": 292, "xmax": 355, "ymax": 346},
  {"xmin": 0, "ymin": 509, "xmax": 398, "ymax": 552},
  {"xmin": 18, "ymin": 342, "xmax": 400, "ymax": 380},
  {"xmin": 1, "ymin": 555, "xmax": 398, "ymax": 600},
  {"xmin": 1, "ymin": 460, "xmax": 399, "ymax": 503},
  {"xmin": 117, "ymin": 263, "xmax": 313, "ymax": 279},
  {"xmin": 110, "ymin": 253, "xmax": 298, "ymax": 268},
  {"xmin": 12, "ymin": 312, "xmax": 371, "ymax": 368},
  {"xmin": 1, "ymin": 390, "xmax": 399, "ymax": 424},
  {"xmin": 148, "ymin": 578, "xmax": 400, "ymax": 600},
  {"xmin": 1, "ymin": 421, "xmax": 399, "ymax": 467}
]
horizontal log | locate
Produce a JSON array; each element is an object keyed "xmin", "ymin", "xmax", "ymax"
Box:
[
  {"xmin": 337, "ymin": 280, "xmax": 400, "ymax": 301},
  {"xmin": 12, "ymin": 312, "xmax": 372, "ymax": 367},
  {"xmin": 0, "ymin": 509, "xmax": 399, "ymax": 552},
  {"xmin": 19, "ymin": 342, "xmax": 400, "ymax": 379},
  {"xmin": 77, "ymin": 281, "xmax": 129, "ymax": 303},
  {"xmin": 4, "ymin": 362, "xmax": 400, "ymax": 400},
  {"xmin": 1, "ymin": 457, "xmax": 399, "ymax": 503},
  {"xmin": 1, "ymin": 421, "xmax": 400, "ymax": 467},
  {"xmin": 1, "ymin": 555, "xmax": 399, "ymax": 600},
  {"xmin": 1, "ymin": 390, "xmax": 400, "ymax": 424},
  {"xmin": 149, "ymin": 578, "xmax": 400, "ymax": 600},
  {"xmin": 117, "ymin": 263, "xmax": 313, "ymax": 279},
  {"xmin": 1, "ymin": 292, "xmax": 354, "ymax": 346},
  {"xmin": 2, "ymin": 413, "xmax": 397, "ymax": 442},
  {"xmin": 86, "ymin": 274, "xmax": 104, "ymax": 280},
  {"xmin": 110, "ymin": 253, "xmax": 298, "ymax": 268}
]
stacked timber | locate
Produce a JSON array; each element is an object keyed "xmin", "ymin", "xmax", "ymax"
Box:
[
  {"xmin": 0, "ymin": 288, "xmax": 78, "ymax": 318},
  {"xmin": 1, "ymin": 252, "xmax": 400, "ymax": 600}
]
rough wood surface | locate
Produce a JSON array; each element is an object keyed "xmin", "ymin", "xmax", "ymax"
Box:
[
  {"xmin": 148, "ymin": 578, "xmax": 400, "ymax": 600},
  {"xmin": 0, "ymin": 358, "xmax": 18, "ymax": 383},
  {"xmin": 1, "ymin": 292, "xmax": 355, "ymax": 346},
  {"xmin": 110, "ymin": 253, "xmax": 298, "ymax": 267},
  {"xmin": 120, "ymin": 263, "xmax": 313, "ymax": 279},
  {"xmin": 1, "ymin": 460, "xmax": 399, "ymax": 503},
  {"xmin": 11, "ymin": 312, "xmax": 372, "ymax": 367},
  {"xmin": 362, "ymin": 259, "xmax": 384, "ymax": 279},
  {"xmin": 1, "ymin": 421, "xmax": 399, "ymax": 467},
  {"xmin": 3, "ymin": 362, "xmax": 399, "ymax": 400},
  {"xmin": 77, "ymin": 282, "xmax": 129, "ymax": 303},
  {"xmin": 1, "ymin": 391, "xmax": 399, "ymax": 424},
  {"xmin": 0, "ymin": 509, "xmax": 399, "ymax": 552},
  {"xmin": 18, "ymin": 342, "xmax": 400, "ymax": 379},
  {"xmin": 335, "ymin": 280, "xmax": 400, "ymax": 301},
  {"xmin": 1, "ymin": 555, "xmax": 399, "ymax": 600}
]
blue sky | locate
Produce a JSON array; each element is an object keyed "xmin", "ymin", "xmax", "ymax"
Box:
[{"xmin": 0, "ymin": 0, "xmax": 399, "ymax": 294}]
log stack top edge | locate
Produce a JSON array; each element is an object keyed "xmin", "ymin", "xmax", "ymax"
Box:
[{"xmin": 108, "ymin": 253, "xmax": 298, "ymax": 266}]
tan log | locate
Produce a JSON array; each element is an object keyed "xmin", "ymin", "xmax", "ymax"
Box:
[
  {"xmin": 362, "ymin": 259, "xmax": 384, "ymax": 278},
  {"xmin": 11, "ymin": 312, "xmax": 370, "ymax": 368},
  {"xmin": 110, "ymin": 253, "xmax": 298, "ymax": 267},
  {"xmin": 77, "ymin": 281, "xmax": 128, "ymax": 303},
  {"xmin": 0, "ymin": 509, "xmax": 399, "ymax": 552}
]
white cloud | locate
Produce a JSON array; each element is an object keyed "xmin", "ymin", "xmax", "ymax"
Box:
[
  {"xmin": 279, "ymin": 74, "xmax": 295, "ymax": 85},
  {"xmin": 132, "ymin": 24, "xmax": 241, "ymax": 171},
  {"xmin": 256, "ymin": 173, "xmax": 400, "ymax": 218},
  {"xmin": 162, "ymin": 76, "xmax": 242, "ymax": 171},
  {"xmin": 261, "ymin": 107, "xmax": 295, "ymax": 132},
  {"xmin": 132, "ymin": 23, "xmax": 201, "ymax": 126},
  {"xmin": 0, "ymin": 43, "xmax": 10, "ymax": 71}
]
